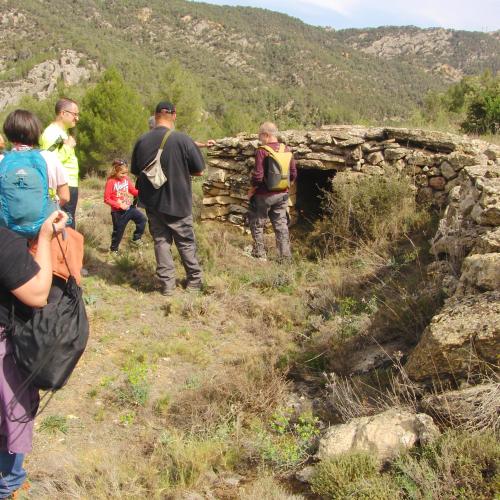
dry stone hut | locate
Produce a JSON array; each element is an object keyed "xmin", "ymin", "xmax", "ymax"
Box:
[
  {"xmin": 202, "ymin": 125, "xmax": 498, "ymax": 227},
  {"xmin": 202, "ymin": 126, "xmax": 500, "ymax": 383}
]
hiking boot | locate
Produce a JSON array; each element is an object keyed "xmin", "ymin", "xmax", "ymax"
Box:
[
  {"xmin": 185, "ymin": 283, "xmax": 202, "ymax": 293},
  {"xmin": 242, "ymin": 245, "xmax": 267, "ymax": 261},
  {"xmin": 160, "ymin": 284, "xmax": 175, "ymax": 297},
  {"xmin": 130, "ymin": 239, "xmax": 144, "ymax": 248}
]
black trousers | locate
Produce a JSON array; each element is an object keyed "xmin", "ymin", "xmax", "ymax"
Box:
[{"xmin": 110, "ymin": 207, "xmax": 147, "ymax": 251}]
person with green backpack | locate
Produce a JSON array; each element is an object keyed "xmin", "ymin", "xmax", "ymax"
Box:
[{"xmin": 247, "ymin": 122, "xmax": 297, "ymax": 261}]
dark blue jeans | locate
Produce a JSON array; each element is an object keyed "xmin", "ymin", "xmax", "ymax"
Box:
[
  {"xmin": 62, "ymin": 186, "xmax": 78, "ymax": 229},
  {"xmin": 0, "ymin": 452, "xmax": 26, "ymax": 498},
  {"xmin": 110, "ymin": 207, "xmax": 147, "ymax": 251}
]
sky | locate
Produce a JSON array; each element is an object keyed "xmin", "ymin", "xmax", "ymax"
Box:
[{"xmin": 197, "ymin": 0, "xmax": 500, "ymax": 32}]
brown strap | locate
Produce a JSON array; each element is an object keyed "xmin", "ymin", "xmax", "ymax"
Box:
[{"xmin": 52, "ymin": 225, "xmax": 72, "ymax": 277}]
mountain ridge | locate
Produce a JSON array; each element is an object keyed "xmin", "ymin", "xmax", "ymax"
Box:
[{"xmin": 1, "ymin": 0, "xmax": 498, "ymax": 128}]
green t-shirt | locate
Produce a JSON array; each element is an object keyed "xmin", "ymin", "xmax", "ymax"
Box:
[{"xmin": 39, "ymin": 123, "xmax": 79, "ymax": 187}]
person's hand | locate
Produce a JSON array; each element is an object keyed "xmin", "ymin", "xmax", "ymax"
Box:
[
  {"xmin": 39, "ymin": 211, "xmax": 69, "ymax": 241},
  {"xmin": 119, "ymin": 202, "xmax": 129, "ymax": 210},
  {"xmin": 206, "ymin": 139, "xmax": 216, "ymax": 147},
  {"xmin": 65, "ymin": 136, "xmax": 76, "ymax": 148},
  {"xmin": 247, "ymin": 186, "xmax": 257, "ymax": 199}
]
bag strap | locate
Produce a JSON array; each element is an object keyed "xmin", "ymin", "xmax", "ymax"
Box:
[
  {"xmin": 158, "ymin": 129, "xmax": 173, "ymax": 152},
  {"xmin": 52, "ymin": 225, "xmax": 72, "ymax": 278}
]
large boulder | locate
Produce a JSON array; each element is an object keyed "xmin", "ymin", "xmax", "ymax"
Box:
[
  {"xmin": 405, "ymin": 291, "xmax": 500, "ymax": 381},
  {"xmin": 316, "ymin": 409, "xmax": 439, "ymax": 461}
]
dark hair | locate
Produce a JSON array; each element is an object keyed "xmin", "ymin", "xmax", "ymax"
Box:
[
  {"xmin": 55, "ymin": 97, "xmax": 78, "ymax": 115},
  {"xmin": 3, "ymin": 109, "xmax": 42, "ymax": 146}
]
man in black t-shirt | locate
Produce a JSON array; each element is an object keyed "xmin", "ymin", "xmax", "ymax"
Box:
[{"xmin": 131, "ymin": 101, "xmax": 205, "ymax": 296}]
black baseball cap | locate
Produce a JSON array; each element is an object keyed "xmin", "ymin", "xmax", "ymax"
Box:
[{"xmin": 155, "ymin": 101, "xmax": 176, "ymax": 114}]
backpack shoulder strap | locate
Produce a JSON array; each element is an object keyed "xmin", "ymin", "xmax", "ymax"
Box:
[
  {"xmin": 278, "ymin": 143, "xmax": 285, "ymax": 153},
  {"xmin": 258, "ymin": 144, "xmax": 274, "ymax": 154}
]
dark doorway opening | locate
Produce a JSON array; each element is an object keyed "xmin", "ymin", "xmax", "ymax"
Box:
[{"xmin": 295, "ymin": 168, "xmax": 336, "ymax": 223}]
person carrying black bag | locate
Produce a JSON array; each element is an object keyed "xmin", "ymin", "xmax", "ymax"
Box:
[{"xmin": 0, "ymin": 211, "xmax": 68, "ymax": 499}]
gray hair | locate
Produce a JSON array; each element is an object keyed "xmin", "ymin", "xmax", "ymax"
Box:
[{"xmin": 259, "ymin": 121, "xmax": 278, "ymax": 136}]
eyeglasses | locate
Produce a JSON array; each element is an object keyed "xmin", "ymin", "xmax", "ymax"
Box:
[{"xmin": 63, "ymin": 109, "xmax": 79, "ymax": 118}]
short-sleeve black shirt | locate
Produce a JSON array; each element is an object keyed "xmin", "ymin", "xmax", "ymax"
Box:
[
  {"xmin": 0, "ymin": 228, "xmax": 40, "ymax": 326},
  {"xmin": 131, "ymin": 127, "xmax": 205, "ymax": 217}
]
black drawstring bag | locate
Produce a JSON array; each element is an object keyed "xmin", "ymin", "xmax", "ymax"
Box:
[{"xmin": 8, "ymin": 229, "xmax": 89, "ymax": 391}]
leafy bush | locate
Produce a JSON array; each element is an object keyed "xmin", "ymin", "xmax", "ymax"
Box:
[
  {"xmin": 315, "ymin": 172, "xmax": 426, "ymax": 253},
  {"xmin": 251, "ymin": 410, "xmax": 320, "ymax": 470},
  {"xmin": 310, "ymin": 452, "xmax": 399, "ymax": 499},
  {"xmin": 392, "ymin": 430, "xmax": 500, "ymax": 499}
]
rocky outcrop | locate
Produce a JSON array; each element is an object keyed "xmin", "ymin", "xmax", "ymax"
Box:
[
  {"xmin": 330, "ymin": 27, "xmax": 500, "ymax": 83},
  {"xmin": 421, "ymin": 383, "xmax": 500, "ymax": 431},
  {"xmin": 0, "ymin": 50, "xmax": 97, "ymax": 111},
  {"xmin": 316, "ymin": 409, "xmax": 439, "ymax": 461},
  {"xmin": 405, "ymin": 291, "xmax": 499, "ymax": 381},
  {"xmin": 406, "ymin": 163, "xmax": 500, "ymax": 382}
]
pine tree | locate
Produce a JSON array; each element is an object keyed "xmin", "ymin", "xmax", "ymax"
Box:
[
  {"xmin": 77, "ymin": 67, "xmax": 147, "ymax": 175},
  {"xmin": 154, "ymin": 60, "xmax": 205, "ymax": 138}
]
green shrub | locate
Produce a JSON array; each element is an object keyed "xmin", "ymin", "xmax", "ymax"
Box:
[
  {"xmin": 39, "ymin": 415, "xmax": 69, "ymax": 435},
  {"xmin": 392, "ymin": 430, "xmax": 500, "ymax": 500},
  {"xmin": 315, "ymin": 173, "xmax": 427, "ymax": 253},
  {"xmin": 310, "ymin": 452, "xmax": 400, "ymax": 499}
]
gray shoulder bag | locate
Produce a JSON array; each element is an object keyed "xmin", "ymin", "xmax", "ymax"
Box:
[{"xmin": 142, "ymin": 129, "xmax": 173, "ymax": 189}]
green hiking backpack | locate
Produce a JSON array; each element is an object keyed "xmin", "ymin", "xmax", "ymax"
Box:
[{"xmin": 259, "ymin": 144, "xmax": 292, "ymax": 191}]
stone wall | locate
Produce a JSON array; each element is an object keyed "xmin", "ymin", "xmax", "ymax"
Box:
[{"xmin": 202, "ymin": 126, "xmax": 499, "ymax": 226}]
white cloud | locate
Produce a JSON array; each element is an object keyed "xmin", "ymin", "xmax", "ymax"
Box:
[
  {"xmin": 201, "ymin": 0, "xmax": 500, "ymax": 30},
  {"xmin": 295, "ymin": 0, "xmax": 500, "ymax": 30},
  {"xmin": 296, "ymin": 0, "xmax": 362, "ymax": 17}
]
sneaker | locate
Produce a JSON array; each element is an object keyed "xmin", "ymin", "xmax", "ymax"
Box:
[
  {"xmin": 11, "ymin": 481, "xmax": 30, "ymax": 499},
  {"xmin": 130, "ymin": 239, "xmax": 144, "ymax": 248}
]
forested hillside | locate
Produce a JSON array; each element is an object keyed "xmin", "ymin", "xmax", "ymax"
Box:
[{"xmin": 1, "ymin": 0, "xmax": 499, "ymax": 133}]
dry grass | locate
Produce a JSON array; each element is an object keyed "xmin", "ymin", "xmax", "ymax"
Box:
[{"xmin": 22, "ymin": 171, "xmax": 496, "ymax": 498}]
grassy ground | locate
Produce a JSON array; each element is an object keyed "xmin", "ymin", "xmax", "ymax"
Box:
[{"xmin": 23, "ymin": 176, "xmax": 498, "ymax": 499}]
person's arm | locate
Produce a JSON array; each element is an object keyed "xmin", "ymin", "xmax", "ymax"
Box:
[
  {"xmin": 11, "ymin": 211, "xmax": 68, "ymax": 307},
  {"xmin": 289, "ymin": 155, "xmax": 297, "ymax": 184},
  {"xmin": 127, "ymin": 177, "xmax": 139, "ymax": 197},
  {"xmin": 187, "ymin": 139, "xmax": 205, "ymax": 176},
  {"xmin": 130, "ymin": 141, "xmax": 141, "ymax": 176},
  {"xmin": 252, "ymin": 148, "xmax": 266, "ymax": 186},
  {"xmin": 195, "ymin": 140, "xmax": 216, "ymax": 148},
  {"xmin": 104, "ymin": 179, "xmax": 123, "ymax": 210},
  {"xmin": 57, "ymin": 183, "xmax": 70, "ymax": 206}
]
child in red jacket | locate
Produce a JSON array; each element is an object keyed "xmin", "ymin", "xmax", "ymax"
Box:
[{"xmin": 104, "ymin": 159, "xmax": 146, "ymax": 253}]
